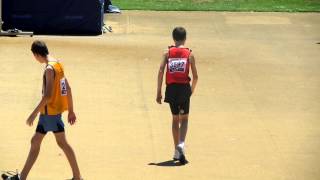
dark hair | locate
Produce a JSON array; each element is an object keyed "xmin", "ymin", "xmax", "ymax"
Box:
[
  {"xmin": 31, "ymin": 40, "xmax": 49, "ymax": 57},
  {"xmin": 172, "ymin": 27, "xmax": 186, "ymax": 41}
]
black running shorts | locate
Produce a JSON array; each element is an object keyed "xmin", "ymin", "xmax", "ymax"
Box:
[
  {"xmin": 164, "ymin": 83, "xmax": 191, "ymax": 115},
  {"xmin": 169, "ymin": 99, "xmax": 190, "ymax": 115}
]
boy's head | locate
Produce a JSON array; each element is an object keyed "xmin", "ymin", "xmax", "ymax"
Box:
[
  {"xmin": 31, "ymin": 40, "xmax": 49, "ymax": 62},
  {"xmin": 172, "ymin": 27, "xmax": 186, "ymax": 43}
]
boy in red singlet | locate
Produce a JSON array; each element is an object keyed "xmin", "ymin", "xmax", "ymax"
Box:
[
  {"xmin": 2, "ymin": 40, "xmax": 82, "ymax": 180},
  {"xmin": 156, "ymin": 27, "xmax": 198, "ymax": 165}
]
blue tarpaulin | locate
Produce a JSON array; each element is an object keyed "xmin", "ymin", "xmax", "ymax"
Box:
[{"xmin": 3, "ymin": 0, "xmax": 104, "ymax": 35}]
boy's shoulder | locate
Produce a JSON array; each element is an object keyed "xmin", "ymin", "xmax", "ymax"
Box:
[
  {"xmin": 163, "ymin": 49, "xmax": 169, "ymax": 56},
  {"xmin": 45, "ymin": 63, "xmax": 54, "ymax": 70}
]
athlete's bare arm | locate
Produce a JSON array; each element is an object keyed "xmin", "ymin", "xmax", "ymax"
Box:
[
  {"xmin": 65, "ymin": 78, "xmax": 76, "ymax": 125},
  {"xmin": 156, "ymin": 52, "xmax": 168, "ymax": 104},
  {"xmin": 189, "ymin": 53, "xmax": 198, "ymax": 95},
  {"xmin": 26, "ymin": 67, "xmax": 54, "ymax": 126}
]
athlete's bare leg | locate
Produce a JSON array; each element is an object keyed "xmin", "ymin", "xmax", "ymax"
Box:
[
  {"xmin": 20, "ymin": 133, "xmax": 45, "ymax": 180},
  {"xmin": 54, "ymin": 132, "xmax": 81, "ymax": 180},
  {"xmin": 172, "ymin": 115, "xmax": 180, "ymax": 148}
]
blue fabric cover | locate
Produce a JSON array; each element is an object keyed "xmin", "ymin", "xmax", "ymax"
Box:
[{"xmin": 3, "ymin": 0, "xmax": 104, "ymax": 35}]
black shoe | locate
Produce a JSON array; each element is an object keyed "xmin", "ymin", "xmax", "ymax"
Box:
[
  {"xmin": 173, "ymin": 149, "xmax": 180, "ymax": 161},
  {"xmin": 1, "ymin": 171, "xmax": 20, "ymax": 180},
  {"xmin": 177, "ymin": 146, "xmax": 187, "ymax": 165}
]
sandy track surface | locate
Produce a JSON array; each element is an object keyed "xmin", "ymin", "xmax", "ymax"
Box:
[{"xmin": 0, "ymin": 11, "xmax": 319, "ymax": 180}]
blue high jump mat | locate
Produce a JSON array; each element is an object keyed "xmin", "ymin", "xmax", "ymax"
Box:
[{"xmin": 2, "ymin": 0, "xmax": 104, "ymax": 35}]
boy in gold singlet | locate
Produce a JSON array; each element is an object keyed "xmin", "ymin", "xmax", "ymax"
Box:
[{"xmin": 3, "ymin": 40, "xmax": 82, "ymax": 180}]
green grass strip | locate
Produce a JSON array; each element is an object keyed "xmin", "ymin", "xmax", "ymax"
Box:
[{"xmin": 111, "ymin": 0, "xmax": 320, "ymax": 12}]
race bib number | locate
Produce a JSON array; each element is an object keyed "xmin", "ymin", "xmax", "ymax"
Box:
[
  {"xmin": 168, "ymin": 58, "xmax": 187, "ymax": 73},
  {"xmin": 60, "ymin": 78, "xmax": 67, "ymax": 96}
]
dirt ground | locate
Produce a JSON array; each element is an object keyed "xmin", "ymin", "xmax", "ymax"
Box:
[{"xmin": 0, "ymin": 11, "xmax": 320, "ymax": 180}]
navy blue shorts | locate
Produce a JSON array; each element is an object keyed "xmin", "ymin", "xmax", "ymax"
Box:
[{"xmin": 36, "ymin": 114, "xmax": 65, "ymax": 134}]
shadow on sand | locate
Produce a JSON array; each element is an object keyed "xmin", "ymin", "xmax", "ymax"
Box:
[{"xmin": 148, "ymin": 160, "xmax": 188, "ymax": 167}]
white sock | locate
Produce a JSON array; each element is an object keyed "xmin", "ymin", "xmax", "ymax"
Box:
[
  {"xmin": 174, "ymin": 149, "xmax": 180, "ymax": 159},
  {"xmin": 178, "ymin": 142, "xmax": 185, "ymax": 149}
]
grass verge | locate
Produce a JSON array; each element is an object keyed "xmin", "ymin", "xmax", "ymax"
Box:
[{"xmin": 112, "ymin": 0, "xmax": 320, "ymax": 12}]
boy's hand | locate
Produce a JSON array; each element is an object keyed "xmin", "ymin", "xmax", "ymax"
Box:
[
  {"xmin": 26, "ymin": 113, "xmax": 37, "ymax": 126},
  {"xmin": 68, "ymin": 111, "xmax": 77, "ymax": 125},
  {"xmin": 156, "ymin": 92, "xmax": 162, "ymax": 104}
]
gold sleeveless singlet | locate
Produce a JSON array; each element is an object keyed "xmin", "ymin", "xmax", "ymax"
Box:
[{"xmin": 40, "ymin": 61, "xmax": 68, "ymax": 115}]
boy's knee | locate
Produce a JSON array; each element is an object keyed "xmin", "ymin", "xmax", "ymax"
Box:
[
  {"xmin": 56, "ymin": 139, "xmax": 68, "ymax": 149},
  {"xmin": 179, "ymin": 115, "xmax": 189, "ymax": 121},
  {"xmin": 31, "ymin": 135, "xmax": 42, "ymax": 145},
  {"xmin": 30, "ymin": 136, "xmax": 42, "ymax": 149},
  {"xmin": 172, "ymin": 115, "xmax": 179, "ymax": 121}
]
